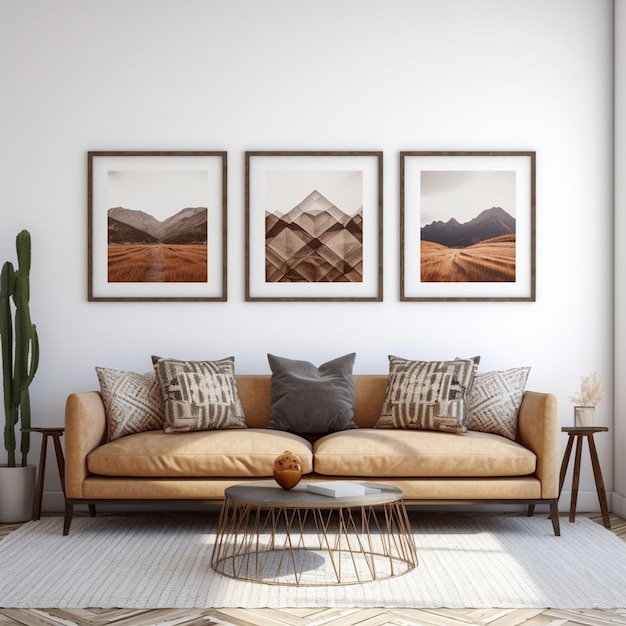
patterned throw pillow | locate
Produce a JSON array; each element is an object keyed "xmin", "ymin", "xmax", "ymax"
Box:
[
  {"xmin": 267, "ymin": 353, "xmax": 357, "ymax": 434},
  {"xmin": 152, "ymin": 356, "xmax": 246, "ymax": 433},
  {"xmin": 96, "ymin": 367, "xmax": 164, "ymax": 441},
  {"xmin": 375, "ymin": 356, "xmax": 478, "ymax": 433},
  {"xmin": 467, "ymin": 367, "xmax": 531, "ymax": 440}
]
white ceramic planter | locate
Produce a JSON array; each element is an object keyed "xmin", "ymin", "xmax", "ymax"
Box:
[
  {"xmin": 574, "ymin": 406, "xmax": 595, "ymax": 427},
  {"xmin": 0, "ymin": 464, "xmax": 36, "ymax": 523}
]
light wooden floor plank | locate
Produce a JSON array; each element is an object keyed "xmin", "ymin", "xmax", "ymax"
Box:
[{"xmin": 541, "ymin": 609, "xmax": 626, "ymax": 626}]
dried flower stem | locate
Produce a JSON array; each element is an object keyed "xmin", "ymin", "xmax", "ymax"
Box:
[{"xmin": 569, "ymin": 372, "xmax": 604, "ymax": 407}]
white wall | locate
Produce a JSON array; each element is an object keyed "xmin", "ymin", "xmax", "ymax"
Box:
[
  {"xmin": 0, "ymin": 0, "xmax": 615, "ymax": 512},
  {"xmin": 614, "ymin": 0, "xmax": 626, "ymax": 519}
]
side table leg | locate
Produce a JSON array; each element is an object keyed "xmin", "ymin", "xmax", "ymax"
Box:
[
  {"xmin": 52, "ymin": 433, "xmax": 66, "ymax": 495},
  {"xmin": 33, "ymin": 434, "xmax": 49, "ymax": 520},
  {"xmin": 570, "ymin": 435, "xmax": 584, "ymax": 523},
  {"xmin": 587, "ymin": 434, "xmax": 611, "ymax": 529},
  {"xmin": 559, "ymin": 434, "xmax": 575, "ymax": 495}
]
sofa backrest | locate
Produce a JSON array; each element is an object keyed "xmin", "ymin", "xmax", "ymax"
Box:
[{"xmin": 235, "ymin": 375, "xmax": 389, "ymax": 429}]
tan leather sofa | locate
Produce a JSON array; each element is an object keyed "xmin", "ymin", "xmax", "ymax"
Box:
[{"xmin": 64, "ymin": 375, "xmax": 561, "ymax": 535}]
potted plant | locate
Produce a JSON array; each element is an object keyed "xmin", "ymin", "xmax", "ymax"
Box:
[
  {"xmin": 569, "ymin": 371, "xmax": 604, "ymax": 427},
  {"xmin": 0, "ymin": 230, "xmax": 39, "ymax": 522}
]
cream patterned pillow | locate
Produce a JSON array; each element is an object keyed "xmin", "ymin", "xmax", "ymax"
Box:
[
  {"xmin": 467, "ymin": 367, "xmax": 530, "ymax": 440},
  {"xmin": 152, "ymin": 356, "xmax": 246, "ymax": 433},
  {"xmin": 96, "ymin": 367, "xmax": 164, "ymax": 441},
  {"xmin": 375, "ymin": 356, "xmax": 477, "ymax": 433}
]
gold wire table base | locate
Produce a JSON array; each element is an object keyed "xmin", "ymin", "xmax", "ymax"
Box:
[{"xmin": 211, "ymin": 493, "xmax": 418, "ymax": 586}]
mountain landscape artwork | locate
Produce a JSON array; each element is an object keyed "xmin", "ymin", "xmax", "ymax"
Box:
[
  {"xmin": 265, "ymin": 190, "xmax": 363, "ymax": 283},
  {"xmin": 107, "ymin": 206, "xmax": 208, "ymax": 283},
  {"xmin": 420, "ymin": 170, "xmax": 516, "ymax": 283}
]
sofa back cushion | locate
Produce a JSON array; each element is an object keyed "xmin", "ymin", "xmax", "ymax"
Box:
[{"xmin": 236, "ymin": 375, "xmax": 388, "ymax": 429}]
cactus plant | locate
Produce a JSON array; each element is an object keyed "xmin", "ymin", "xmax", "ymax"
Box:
[{"xmin": 0, "ymin": 230, "xmax": 39, "ymax": 467}]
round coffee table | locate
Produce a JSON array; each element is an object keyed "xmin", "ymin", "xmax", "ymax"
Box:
[{"xmin": 210, "ymin": 480, "xmax": 418, "ymax": 585}]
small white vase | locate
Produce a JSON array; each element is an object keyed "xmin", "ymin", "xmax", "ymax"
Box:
[
  {"xmin": 574, "ymin": 406, "xmax": 595, "ymax": 427},
  {"xmin": 0, "ymin": 464, "xmax": 36, "ymax": 523}
]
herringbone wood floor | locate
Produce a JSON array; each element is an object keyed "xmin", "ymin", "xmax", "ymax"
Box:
[{"xmin": 1, "ymin": 513, "xmax": 625, "ymax": 626}]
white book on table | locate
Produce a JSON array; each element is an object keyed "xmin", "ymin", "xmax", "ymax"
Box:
[{"xmin": 306, "ymin": 481, "xmax": 382, "ymax": 498}]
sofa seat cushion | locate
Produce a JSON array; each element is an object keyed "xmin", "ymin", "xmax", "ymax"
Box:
[
  {"xmin": 87, "ymin": 429, "xmax": 313, "ymax": 478},
  {"xmin": 313, "ymin": 429, "xmax": 536, "ymax": 477}
]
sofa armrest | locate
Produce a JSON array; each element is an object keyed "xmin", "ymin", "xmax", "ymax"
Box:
[
  {"xmin": 516, "ymin": 391, "xmax": 560, "ymax": 498},
  {"xmin": 65, "ymin": 392, "xmax": 107, "ymax": 498}
]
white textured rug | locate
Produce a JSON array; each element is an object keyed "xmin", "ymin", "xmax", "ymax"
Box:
[{"xmin": 0, "ymin": 513, "xmax": 625, "ymax": 609}]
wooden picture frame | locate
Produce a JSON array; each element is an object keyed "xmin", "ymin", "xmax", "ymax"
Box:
[
  {"xmin": 245, "ymin": 151, "xmax": 383, "ymax": 301},
  {"xmin": 400, "ymin": 151, "xmax": 536, "ymax": 302},
  {"xmin": 88, "ymin": 151, "xmax": 227, "ymax": 301}
]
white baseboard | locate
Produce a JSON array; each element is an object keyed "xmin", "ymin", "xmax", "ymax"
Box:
[
  {"xmin": 612, "ymin": 491, "xmax": 626, "ymax": 518},
  {"xmin": 42, "ymin": 491, "xmax": 66, "ymax": 513},
  {"xmin": 558, "ymin": 489, "xmax": 611, "ymax": 514}
]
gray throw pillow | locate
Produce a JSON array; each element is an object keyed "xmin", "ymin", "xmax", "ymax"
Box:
[{"xmin": 267, "ymin": 353, "xmax": 357, "ymax": 434}]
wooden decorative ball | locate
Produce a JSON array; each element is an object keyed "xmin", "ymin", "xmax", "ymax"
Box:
[{"xmin": 272, "ymin": 450, "xmax": 303, "ymax": 490}]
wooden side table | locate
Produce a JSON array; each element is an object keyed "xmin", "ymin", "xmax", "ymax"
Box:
[
  {"xmin": 22, "ymin": 427, "xmax": 65, "ymax": 520},
  {"xmin": 559, "ymin": 426, "xmax": 610, "ymax": 529}
]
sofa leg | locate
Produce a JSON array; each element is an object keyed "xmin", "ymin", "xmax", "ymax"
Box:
[
  {"xmin": 527, "ymin": 504, "xmax": 535, "ymax": 517},
  {"xmin": 89, "ymin": 504, "xmax": 96, "ymax": 517},
  {"xmin": 549, "ymin": 499, "xmax": 561, "ymax": 536},
  {"xmin": 63, "ymin": 501, "xmax": 73, "ymax": 536}
]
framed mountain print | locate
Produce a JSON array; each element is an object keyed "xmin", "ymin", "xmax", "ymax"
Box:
[
  {"xmin": 400, "ymin": 151, "xmax": 535, "ymax": 302},
  {"xmin": 245, "ymin": 151, "xmax": 383, "ymax": 301},
  {"xmin": 88, "ymin": 151, "xmax": 227, "ymax": 301}
]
